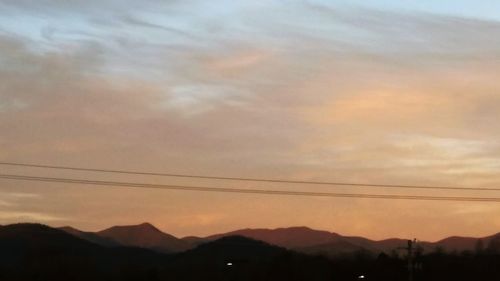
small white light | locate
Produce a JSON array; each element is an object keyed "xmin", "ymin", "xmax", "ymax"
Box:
[
  {"xmin": 358, "ymin": 275, "xmax": 365, "ymax": 279},
  {"xmin": 227, "ymin": 262, "xmax": 233, "ymax": 266}
]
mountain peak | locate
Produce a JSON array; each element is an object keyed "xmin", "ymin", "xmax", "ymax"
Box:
[
  {"xmin": 207, "ymin": 226, "xmax": 342, "ymax": 249},
  {"xmin": 278, "ymin": 226, "xmax": 314, "ymax": 231},
  {"xmin": 183, "ymin": 235, "xmax": 287, "ymax": 263},
  {"xmin": 97, "ymin": 223, "xmax": 190, "ymax": 253},
  {"xmin": 59, "ymin": 225, "xmax": 81, "ymax": 232},
  {"xmin": 135, "ymin": 222, "xmax": 158, "ymax": 230},
  {"xmin": 275, "ymin": 226, "xmax": 339, "ymax": 235},
  {"xmin": 99, "ymin": 222, "xmax": 161, "ymax": 233}
]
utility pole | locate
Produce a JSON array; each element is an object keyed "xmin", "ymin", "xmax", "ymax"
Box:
[{"xmin": 397, "ymin": 238, "xmax": 418, "ymax": 281}]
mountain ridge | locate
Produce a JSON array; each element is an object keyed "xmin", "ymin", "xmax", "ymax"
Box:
[
  {"xmin": 0, "ymin": 224, "xmax": 338, "ymax": 281},
  {"xmin": 56, "ymin": 222, "xmax": 500, "ymax": 256},
  {"xmin": 96, "ymin": 222, "xmax": 191, "ymax": 253}
]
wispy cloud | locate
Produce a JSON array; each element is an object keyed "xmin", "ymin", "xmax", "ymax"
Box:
[
  {"xmin": 1, "ymin": 0, "xmax": 500, "ymax": 240},
  {"xmin": 0, "ymin": 211, "xmax": 66, "ymax": 222},
  {"xmin": 0, "ymin": 191, "xmax": 41, "ymax": 207}
]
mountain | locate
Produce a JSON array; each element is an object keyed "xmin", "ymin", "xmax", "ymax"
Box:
[
  {"xmin": 57, "ymin": 223, "xmax": 500, "ymax": 257},
  {"xmin": 0, "ymin": 224, "xmax": 338, "ymax": 281},
  {"xmin": 0, "ymin": 223, "xmax": 166, "ymax": 281},
  {"xmin": 97, "ymin": 222, "xmax": 191, "ymax": 253},
  {"xmin": 59, "ymin": 226, "xmax": 119, "ymax": 247},
  {"xmin": 190, "ymin": 226, "xmax": 410, "ymax": 257},
  {"xmin": 434, "ymin": 236, "xmax": 479, "ymax": 252},
  {"xmin": 375, "ymin": 238, "xmax": 410, "ymax": 252},
  {"xmin": 181, "ymin": 235, "xmax": 206, "ymax": 245},
  {"xmin": 63, "ymin": 224, "xmax": 404, "ymax": 257},
  {"xmin": 431, "ymin": 232, "xmax": 500, "ymax": 253},
  {"xmin": 296, "ymin": 240, "xmax": 369, "ymax": 257},
  {"xmin": 206, "ymin": 226, "xmax": 343, "ymax": 249},
  {"xmin": 0, "ymin": 223, "xmax": 102, "ymax": 258},
  {"xmin": 4, "ymin": 223, "xmax": 500, "ymax": 281},
  {"xmin": 177, "ymin": 235, "xmax": 288, "ymax": 263},
  {"xmin": 162, "ymin": 235, "xmax": 336, "ymax": 281}
]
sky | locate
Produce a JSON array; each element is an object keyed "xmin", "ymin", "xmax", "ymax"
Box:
[{"xmin": 1, "ymin": 0, "xmax": 500, "ymax": 241}]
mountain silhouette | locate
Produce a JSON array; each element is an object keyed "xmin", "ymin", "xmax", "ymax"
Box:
[
  {"xmin": 431, "ymin": 232, "xmax": 500, "ymax": 252},
  {"xmin": 0, "ymin": 223, "xmax": 336, "ymax": 281},
  {"xmin": 59, "ymin": 226, "xmax": 119, "ymax": 247},
  {"xmin": 187, "ymin": 226, "xmax": 409, "ymax": 256},
  {"xmin": 0, "ymin": 223, "xmax": 102, "ymax": 257},
  {"xmin": 57, "ymin": 223, "xmax": 500, "ymax": 257},
  {"xmin": 97, "ymin": 222, "xmax": 191, "ymax": 253},
  {"xmin": 0, "ymin": 223, "xmax": 166, "ymax": 281},
  {"xmin": 162, "ymin": 235, "xmax": 336, "ymax": 281},
  {"xmin": 297, "ymin": 240, "xmax": 371, "ymax": 257},
  {"xmin": 176, "ymin": 235, "xmax": 288, "ymax": 264},
  {"xmin": 3, "ymin": 223, "xmax": 500, "ymax": 280},
  {"xmin": 206, "ymin": 226, "xmax": 344, "ymax": 248}
]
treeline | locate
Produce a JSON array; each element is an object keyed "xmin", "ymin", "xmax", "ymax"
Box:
[{"xmin": 316, "ymin": 241, "xmax": 500, "ymax": 281}]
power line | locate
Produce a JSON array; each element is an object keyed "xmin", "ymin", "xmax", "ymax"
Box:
[
  {"xmin": 0, "ymin": 161, "xmax": 497, "ymax": 192},
  {"xmin": 1, "ymin": 173, "xmax": 500, "ymax": 202}
]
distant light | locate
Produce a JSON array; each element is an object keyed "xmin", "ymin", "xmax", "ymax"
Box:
[
  {"xmin": 358, "ymin": 275, "xmax": 365, "ymax": 279},
  {"xmin": 227, "ymin": 262, "xmax": 233, "ymax": 266}
]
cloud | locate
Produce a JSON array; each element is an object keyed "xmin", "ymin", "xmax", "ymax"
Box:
[
  {"xmin": 0, "ymin": 211, "xmax": 66, "ymax": 222},
  {"xmin": 0, "ymin": 191, "xmax": 41, "ymax": 205},
  {"xmin": 0, "ymin": 200, "xmax": 12, "ymax": 207},
  {"xmin": 1, "ymin": 1, "xmax": 500, "ymax": 240},
  {"xmin": 0, "ymin": 191, "xmax": 61, "ymax": 224}
]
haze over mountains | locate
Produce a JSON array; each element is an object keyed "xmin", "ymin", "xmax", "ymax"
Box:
[{"xmin": 58, "ymin": 222, "xmax": 500, "ymax": 256}]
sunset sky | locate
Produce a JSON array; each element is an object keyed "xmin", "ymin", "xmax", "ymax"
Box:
[{"xmin": 1, "ymin": 0, "xmax": 500, "ymax": 241}]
